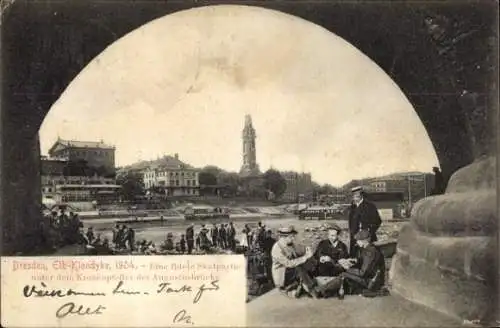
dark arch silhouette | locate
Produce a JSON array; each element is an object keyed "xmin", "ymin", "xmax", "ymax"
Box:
[{"xmin": 0, "ymin": 0, "xmax": 496, "ymax": 252}]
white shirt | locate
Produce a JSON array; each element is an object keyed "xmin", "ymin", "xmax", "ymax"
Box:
[{"xmin": 330, "ymin": 240, "xmax": 339, "ymax": 248}]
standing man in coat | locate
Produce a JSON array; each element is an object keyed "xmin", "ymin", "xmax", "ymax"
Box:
[
  {"xmin": 210, "ymin": 223, "xmax": 219, "ymax": 248},
  {"xmin": 351, "ymin": 187, "xmax": 381, "ymax": 243},
  {"xmin": 219, "ymin": 223, "xmax": 227, "ymax": 249},
  {"xmin": 348, "ymin": 198, "xmax": 359, "ymax": 257},
  {"xmin": 227, "ymin": 222, "xmax": 236, "ymax": 251},
  {"xmin": 186, "ymin": 223, "xmax": 195, "ymax": 254}
]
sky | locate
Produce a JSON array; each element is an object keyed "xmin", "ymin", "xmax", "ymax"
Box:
[{"xmin": 39, "ymin": 5, "xmax": 439, "ymax": 186}]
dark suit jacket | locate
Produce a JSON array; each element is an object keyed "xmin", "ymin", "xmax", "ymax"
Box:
[
  {"xmin": 314, "ymin": 239, "xmax": 348, "ymax": 276},
  {"xmin": 227, "ymin": 225, "xmax": 236, "ymax": 238},
  {"xmin": 348, "ymin": 203, "xmax": 359, "ymax": 234},
  {"xmin": 210, "ymin": 227, "xmax": 218, "ymax": 240},
  {"xmin": 186, "ymin": 227, "xmax": 194, "ymax": 241},
  {"xmin": 353, "ymin": 200, "xmax": 382, "ymax": 232},
  {"xmin": 347, "ymin": 244, "xmax": 385, "ymax": 287}
]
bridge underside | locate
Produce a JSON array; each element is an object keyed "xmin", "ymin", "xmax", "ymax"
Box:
[{"xmin": 1, "ymin": 0, "xmax": 497, "ymax": 324}]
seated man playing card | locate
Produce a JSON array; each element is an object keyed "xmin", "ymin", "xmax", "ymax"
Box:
[
  {"xmin": 338, "ymin": 229, "xmax": 386, "ymax": 296},
  {"xmin": 314, "ymin": 224, "xmax": 348, "ymax": 277},
  {"xmin": 271, "ymin": 226, "xmax": 321, "ymax": 298}
]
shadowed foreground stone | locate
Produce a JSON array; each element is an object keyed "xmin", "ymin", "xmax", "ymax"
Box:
[
  {"xmin": 390, "ymin": 156, "xmax": 498, "ymax": 324},
  {"xmin": 247, "ymin": 289, "xmax": 461, "ymax": 327}
]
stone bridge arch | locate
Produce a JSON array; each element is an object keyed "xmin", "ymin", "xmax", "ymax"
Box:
[{"xmin": 1, "ymin": 0, "xmax": 497, "ymax": 323}]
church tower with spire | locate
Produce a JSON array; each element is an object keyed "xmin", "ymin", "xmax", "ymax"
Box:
[{"xmin": 240, "ymin": 114, "xmax": 260, "ymax": 177}]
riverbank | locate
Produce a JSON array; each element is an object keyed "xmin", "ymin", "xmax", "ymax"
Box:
[
  {"xmin": 81, "ymin": 213, "xmax": 290, "ymax": 231},
  {"xmin": 83, "ymin": 216, "xmax": 406, "ymax": 246}
]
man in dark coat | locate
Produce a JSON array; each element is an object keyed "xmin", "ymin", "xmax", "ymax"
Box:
[
  {"xmin": 227, "ymin": 222, "xmax": 236, "ymax": 250},
  {"xmin": 431, "ymin": 166, "xmax": 445, "ymax": 195},
  {"xmin": 180, "ymin": 234, "xmax": 186, "ymax": 253},
  {"xmin": 126, "ymin": 227, "xmax": 135, "ymax": 251},
  {"xmin": 86, "ymin": 227, "xmax": 95, "ymax": 244},
  {"xmin": 262, "ymin": 230, "xmax": 276, "ymax": 256},
  {"xmin": 314, "ymin": 224, "xmax": 348, "ymax": 277},
  {"xmin": 256, "ymin": 221, "xmax": 266, "ymax": 249},
  {"xmin": 210, "ymin": 224, "xmax": 219, "ymax": 248},
  {"xmin": 199, "ymin": 228, "xmax": 211, "ymax": 252},
  {"xmin": 262, "ymin": 230, "xmax": 277, "ymax": 287},
  {"xmin": 219, "ymin": 224, "xmax": 227, "ymax": 249},
  {"xmin": 351, "ymin": 187, "xmax": 381, "ymax": 243},
  {"xmin": 112, "ymin": 223, "xmax": 120, "ymax": 244},
  {"xmin": 186, "ymin": 223, "xmax": 195, "ymax": 254},
  {"xmin": 339, "ymin": 230, "xmax": 385, "ymax": 295}
]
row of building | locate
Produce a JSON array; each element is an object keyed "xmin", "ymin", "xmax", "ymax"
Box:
[
  {"xmin": 41, "ymin": 114, "xmax": 430, "ymax": 207},
  {"xmin": 41, "ymin": 140, "xmax": 313, "ymax": 205},
  {"xmin": 143, "ymin": 158, "xmax": 314, "ymax": 202},
  {"xmin": 41, "ymin": 139, "xmax": 120, "ymax": 205},
  {"xmin": 319, "ymin": 172, "xmax": 433, "ymax": 206}
]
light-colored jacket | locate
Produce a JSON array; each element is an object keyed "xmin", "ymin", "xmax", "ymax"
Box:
[{"xmin": 271, "ymin": 241, "xmax": 309, "ymax": 287}]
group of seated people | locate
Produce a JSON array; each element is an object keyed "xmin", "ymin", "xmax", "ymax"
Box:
[
  {"xmin": 271, "ymin": 224, "xmax": 386, "ymax": 299},
  {"xmin": 41, "ymin": 210, "xmax": 84, "ymax": 249}
]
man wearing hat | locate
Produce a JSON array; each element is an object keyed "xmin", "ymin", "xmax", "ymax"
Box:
[
  {"xmin": 431, "ymin": 166, "xmax": 445, "ymax": 195},
  {"xmin": 350, "ymin": 186, "xmax": 382, "ymax": 246},
  {"xmin": 348, "ymin": 198, "xmax": 359, "ymax": 257},
  {"xmin": 199, "ymin": 227, "xmax": 211, "ymax": 252},
  {"xmin": 271, "ymin": 226, "xmax": 320, "ymax": 298},
  {"xmin": 339, "ymin": 229, "xmax": 385, "ymax": 295},
  {"xmin": 227, "ymin": 222, "xmax": 236, "ymax": 251},
  {"xmin": 185, "ymin": 223, "xmax": 195, "ymax": 254},
  {"xmin": 210, "ymin": 223, "xmax": 219, "ymax": 248},
  {"xmin": 314, "ymin": 224, "xmax": 348, "ymax": 277}
]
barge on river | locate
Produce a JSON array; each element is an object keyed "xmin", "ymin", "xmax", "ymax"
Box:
[{"xmin": 184, "ymin": 205, "xmax": 230, "ymax": 220}]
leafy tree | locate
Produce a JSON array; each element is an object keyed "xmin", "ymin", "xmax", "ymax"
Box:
[
  {"xmin": 95, "ymin": 165, "xmax": 115, "ymax": 178},
  {"xmin": 201, "ymin": 165, "xmax": 224, "ymax": 177},
  {"xmin": 263, "ymin": 169, "xmax": 287, "ymax": 199},
  {"xmin": 116, "ymin": 170, "xmax": 145, "ymax": 201},
  {"xmin": 217, "ymin": 172, "xmax": 241, "ymax": 196},
  {"xmin": 319, "ymin": 184, "xmax": 337, "ymax": 195},
  {"xmin": 248, "ymin": 179, "xmax": 267, "ymax": 199},
  {"xmin": 198, "ymin": 171, "xmax": 217, "ymax": 186}
]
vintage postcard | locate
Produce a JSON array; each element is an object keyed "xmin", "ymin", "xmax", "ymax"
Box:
[{"xmin": 1, "ymin": 1, "xmax": 498, "ymax": 327}]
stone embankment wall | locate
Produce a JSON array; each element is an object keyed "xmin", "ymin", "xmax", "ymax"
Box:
[{"xmin": 390, "ymin": 156, "xmax": 497, "ymax": 323}]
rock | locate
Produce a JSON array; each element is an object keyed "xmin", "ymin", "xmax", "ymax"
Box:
[
  {"xmin": 391, "ymin": 250, "xmax": 495, "ymax": 322},
  {"xmin": 411, "ymin": 191, "xmax": 496, "ymax": 236},
  {"xmin": 390, "ymin": 157, "xmax": 497, "ymax": 323}
]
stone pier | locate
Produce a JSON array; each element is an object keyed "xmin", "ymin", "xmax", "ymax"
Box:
[{"xmin": 390, "ymin": 156, "xmax": 498, "ymax": 323}]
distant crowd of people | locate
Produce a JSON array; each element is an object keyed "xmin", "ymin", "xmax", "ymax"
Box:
[
  {"xmin": 75, "ymin": 220, "xmax": 274, "ymax": 256},
  {"xmin": 40, "ymin": 209, "xmax": 84, "ymax": 250}
]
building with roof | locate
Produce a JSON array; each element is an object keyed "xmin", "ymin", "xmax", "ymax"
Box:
[
  {"xmin": 142, "ymin": 153, "xmax": 200, "ymax": 197},
  {"xmin": 279, "ymin": 171, "xmax": 313, "ymax": 202},
  {"xmin": 40, "ymin": 155, "xmax": 121, "ymax": 205},
  {"xmin": 341, "ymin": 171, "xmax": 434, "ymax": 206},
  {"xmin": 48, "ymin": 137, "xmax": 116, "ymax": 175}
]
